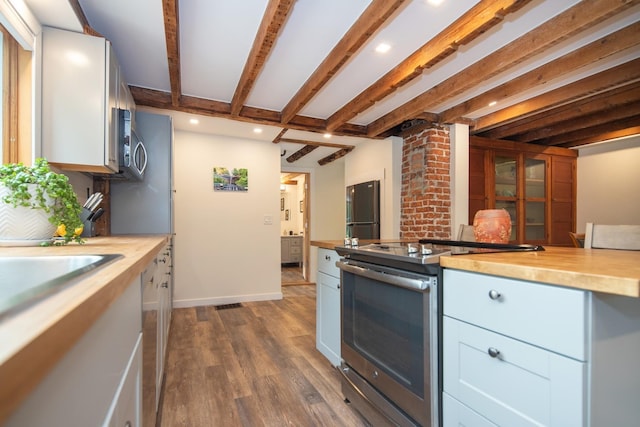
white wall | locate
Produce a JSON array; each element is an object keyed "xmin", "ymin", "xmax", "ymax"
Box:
[
  {"xmin": 577, "ymin": 135, "xmax": 640, "ymax": 232},
  {"xmin": 345, "ymin": 136, "xmax": 403, "ymax": 239},
  {"xmin": 173, "ymin": 130, "xmax": 282, "ymax": 307}
]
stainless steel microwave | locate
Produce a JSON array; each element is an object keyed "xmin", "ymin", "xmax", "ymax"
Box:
[{"xmin": 118, "ymin": 109, "xmax": 147, "ymax": 181}]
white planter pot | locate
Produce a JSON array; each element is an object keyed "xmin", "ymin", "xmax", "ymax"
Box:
[{"xmin": 0, "ymin": 184, "xmax": 57, "ymax": 244}]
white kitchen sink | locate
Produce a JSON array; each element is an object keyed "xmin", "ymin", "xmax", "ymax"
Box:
[{"xmin": 0, "ymin": 254, "xmax": 122, "ymax": 318}]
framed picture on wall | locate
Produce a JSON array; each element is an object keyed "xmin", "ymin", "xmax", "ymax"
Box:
[
  {"xmin": 285, "ymin": 209, "xmax": 290, "ymax": 220},
  {"xmin": 281, "ymin": 197, "xmax": 284, "ymax": 211},
  {"xmin": 213, "ymin": 166, "xmax": 249, "ymax": 191},
  {"xmin": 300, "ymin": 200, "xmax": 304, "ymax": 213}
]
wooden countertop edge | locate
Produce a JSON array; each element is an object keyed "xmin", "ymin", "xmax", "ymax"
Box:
[
  {"xmin": 0, "ymin": 235, "xmax": 168, "ymax": 424},
  {"xmin": 440, "ymin": 250, "xmax": 640, "ymax": 298}
]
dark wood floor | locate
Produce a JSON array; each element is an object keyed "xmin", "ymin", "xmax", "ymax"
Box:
[{"xmin": 158, "ymin": 285, "xmax": 368, "ymax": 426}]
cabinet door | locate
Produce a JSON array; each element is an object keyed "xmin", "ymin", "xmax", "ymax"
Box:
[
  {"xmin": 549, "ymin": 156, "xmax": 576, "ymax": 245},
  {"xmin": 443, "ymin": 393, "xmax": 497, "ymax": 427},
  {"xmin": 523, "ymin": 154, "xmax": 549, "ymax": 243},
  {"xmin": 316, "ymin": 271, "xmax": 341, "ymax": 366},
  {"xmin": 106, "ymin": 334, "xmax": 142, "ymax": 427},
  {"xmin": 469, "ymin": 147, "xmax": 488, "ymax": 221},
  {"xmin": 443, "ymin": 316, "xmax": 586, "ymax": 427},
  {"xmin": 493, "ymin": 152, "xmax": 518, "ymax": 241},
  {"xmin": 41, "ymin": 27, "xmax": 118, "ymax": 173}
]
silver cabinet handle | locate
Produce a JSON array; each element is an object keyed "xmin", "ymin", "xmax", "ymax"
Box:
[
  {"xmin": 488, "ymin": 289, "xmax": 501, "ymax": 300},
  {"xmin": 488, "ymin": 347, "xmax": 500, "ymax": 358}
]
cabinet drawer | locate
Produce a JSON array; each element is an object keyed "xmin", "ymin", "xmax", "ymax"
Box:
[
  {"xmin": 318, "ymin": 248, "xmax": 340, "ymax": 278},
  {"xmin": 290, "ymin": 237, "xmax": 302, "ymax": 246},
  {"xmin": 443, "ymin": 393, "xmax": 497, "ymax": 427},
  {"xmin": 290, "ymin": 246, "xmax": 301, "ymax": 255},
  {"xmin": 443, "ymin": 316, "xmax": 586, "ymax": 427},
  {"xmin": 443, "ymin": 269, "xmax": 587, "ymax": 360}
]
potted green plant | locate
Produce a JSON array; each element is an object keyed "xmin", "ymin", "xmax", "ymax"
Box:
[{"xmin": 0, "ymin": 158, "xmax": 84, "ymax": 245}]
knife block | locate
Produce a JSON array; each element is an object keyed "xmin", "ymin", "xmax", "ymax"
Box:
[{"xmin": 80, "ymin": 207, "xmax": 96, "ymax": 237}]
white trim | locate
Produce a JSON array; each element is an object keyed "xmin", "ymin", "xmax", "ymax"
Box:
[
  {"xmin": 0, "ymin": 0, "xmax": 40, "ymax": 50},
  {"xmin": 172, "ymin": 291, "xmax": 283, "ymax": 308}
]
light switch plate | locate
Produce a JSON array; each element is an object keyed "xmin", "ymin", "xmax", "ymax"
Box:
[{"xmin": 263, "ymin": 215, "xmax": 273, "ymax": 225}]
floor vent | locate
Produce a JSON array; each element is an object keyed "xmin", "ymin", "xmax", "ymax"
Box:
[{"xmin": 215, "ymin": 303, "xmax": 242, "ymax": 310}]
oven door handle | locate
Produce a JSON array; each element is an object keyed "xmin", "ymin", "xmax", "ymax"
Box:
[{"xmin": 337, "ymin": 261, "xmax": 430, "ymax": 291}]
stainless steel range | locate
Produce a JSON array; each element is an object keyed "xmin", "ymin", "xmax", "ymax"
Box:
[{"xmin": 335, "ymin": 240, "xmax": 543, "ymax": 427}]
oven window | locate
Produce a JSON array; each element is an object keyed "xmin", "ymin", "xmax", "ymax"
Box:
[{"xmin": 342, "ymin": 271, "xmax": 426, "ymax": 396}]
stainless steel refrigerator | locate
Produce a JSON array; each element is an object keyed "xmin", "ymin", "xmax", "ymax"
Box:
[
  {"xmin": 110, "ymin": 111, "xmax": 173, "ymax": 235},
  {"xmin": 346, "ymin": 180, "xmax": 380, "ymax": 239}
]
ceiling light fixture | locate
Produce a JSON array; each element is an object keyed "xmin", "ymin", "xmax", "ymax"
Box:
[
  {"xmin": 427, "ymin": 0, "xmax": 444, "ymax": 6},
  {"xmin": 189, "ymin": 118, "xmax": 199, "ymax": 125},
  {"xmin": 323, "ymin": 133, "xmax": 332, "ymax": 139},
  {"xmin": 375, "ymin": 43, "xmax": 391, "ymax": 54},
  {"xmin": 488, "ymin": 101, "xmax": 497, "ymax": 107},
  {"xmin": 253, "ymin": 127, "xmax": 263, "ymax": 134}
]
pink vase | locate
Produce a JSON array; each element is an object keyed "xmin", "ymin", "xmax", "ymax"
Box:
[{"xmin": 473, "ymin": 209, "xmax": 512, "ymax": 243}]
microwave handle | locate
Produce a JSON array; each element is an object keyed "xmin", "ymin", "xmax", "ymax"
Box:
[
  {"xmin": 337, "ymin": 261, "xmax": 430, "ymax": 291},
  {"xmin": 134, "ymin": 141, "xmax": 148, "ymax": 175}
]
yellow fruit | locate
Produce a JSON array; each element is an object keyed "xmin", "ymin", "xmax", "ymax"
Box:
[
  {"xmin": 56, "ymin": 224, "xmax": 67, "ymax": 237},
  {"xmin": 74, "ymin": 226, "xmax": 84, "ymax": 236}
]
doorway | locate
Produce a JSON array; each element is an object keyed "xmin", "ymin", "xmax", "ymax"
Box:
[{"xmin": 280, "ymin": 172, "xmax": 311, "ymax": 285}]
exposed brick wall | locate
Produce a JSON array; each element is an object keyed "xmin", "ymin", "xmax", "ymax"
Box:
[{"xmin": 400, "ymin": 126, "xmax": 452, "ymax": 240}]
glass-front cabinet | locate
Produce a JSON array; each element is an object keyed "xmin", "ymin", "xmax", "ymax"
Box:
[
  {"xmin": 469, "ymin": 136, "xmax": 575, "ymax": 246},
  {"xmin": 493, "ymin": 152, "xmax": 548, "ymax": 243}
]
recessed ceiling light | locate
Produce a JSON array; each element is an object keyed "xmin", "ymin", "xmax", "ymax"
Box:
[
  {"xmin": 427, "ymin": 0, "xmax": 444, "ymax": 6},
  {"xmin": 488, "ymin": 101, "xmax": 497, "ymax": 107},
  {"xmin": 375, "ymin": 43, "xmax": 391, "ymax": 54},
  {"xmin": 189, "ymin": 118, "xmax": 199, "ymax": 125},
  {"xmin": 323, "ymin": 133, "xmax": 332, "ymax": 139},
  {"xmin": 253, "ymin": 127, "xmax": 263, "ymax": 134}
]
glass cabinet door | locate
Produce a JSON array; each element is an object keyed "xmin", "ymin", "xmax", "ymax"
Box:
[
  {"xmin": 494, "ymin": 153, "xmax": 517, "ymax": 241},
  {"xmin": 524, "ymin": 157, "xmax": 547, "ymax": 241}
]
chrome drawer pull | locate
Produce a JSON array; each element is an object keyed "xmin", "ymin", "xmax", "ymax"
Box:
[
  {"xmin": 488, "ymin": 289, "xmax": 502, "ymax": 300},
  {"xmin": 488, "ymin": 347, "xmax": 500, "ymax": 358}
]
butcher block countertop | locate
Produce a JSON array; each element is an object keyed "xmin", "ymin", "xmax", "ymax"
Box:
[
  {"xmin": 440, "ymin": 246, "xmax": 640, "ymax": 298},
  {"xmin": 311, "ymin": 240, "xmax": 640, "ymax": 298},
  {"xmin": 0, "ymin": 235, "xmax": 169, "ymax": 423}
]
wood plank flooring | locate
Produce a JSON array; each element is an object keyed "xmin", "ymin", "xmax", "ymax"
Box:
[{"xmin": 158, "ymin": 285, "xmax": 368, "ymax": 426}]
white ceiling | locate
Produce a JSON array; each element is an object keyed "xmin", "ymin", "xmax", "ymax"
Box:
[{"xmin": 21, "ymin": 0, "xmax": 640, "ymax": 167}]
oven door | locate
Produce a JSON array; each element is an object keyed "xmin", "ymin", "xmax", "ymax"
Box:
[{"xmin": 338, "ymin": 260, "xmax": 439, "ymax": 427}]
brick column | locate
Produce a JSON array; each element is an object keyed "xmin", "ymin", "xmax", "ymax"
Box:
[{"xmin": 400, "ymin": 126, "xmax": 451, "ymax": 240}]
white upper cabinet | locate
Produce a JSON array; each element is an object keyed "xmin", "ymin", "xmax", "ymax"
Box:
[{"xmin": 41, "ymin": 27, "xmax": 120, "ymax": 173}]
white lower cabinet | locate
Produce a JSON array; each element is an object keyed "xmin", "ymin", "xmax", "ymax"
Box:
[
  {"xmin": 443, "ymin": 316, "xmax": 586, "ymax": 426},
  {"xmin": 442, "ymin": 268, "xmax": 640, "ymax": 427},
  {"xmin": 7, "ymin": 276, "xmax": 142, "ymax": 426},
  {"xmin": 316, "ymin": 248, "xmax": 341, "ymax": 366}
]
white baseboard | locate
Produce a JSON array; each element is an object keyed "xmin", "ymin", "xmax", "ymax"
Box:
[{"xmin": 172, "ymin": 291, "xmax": 283, "ymax": 309}]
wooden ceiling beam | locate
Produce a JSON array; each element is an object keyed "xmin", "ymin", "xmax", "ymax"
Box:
[
  {"xmin": 479, "ymin": 82, "xmax": 640, "ymax": 140},
  {"xmin": 517, "ymin": 101, "xmax": 640, "ymax": 143},
  {"xmin": 326, "ymin": 0, "xmax": 531, "ymax": 132},
  {"xmin": 230, "ymin": 0, "xmax": 295, "ymax": 116},
  {"xmin": 318, "ymin": 147, "xmax": 355, "ymax": 165},
  {"xmin": 163, "ymin": 0, "xmax": 181, "ymax": 106},
  {"xmin": 130, "ymin": 86, "xmax": 371, "ymax": 137},
  {"xmin": 440, "ymin": 21, "xmax": 640, "ymax": 124},
  {"xmin": 549, "ymin": 116, "xmax": 640, "ymax": 148},
  {"xmin": 473, "ymin": 59, "xmax": 640, "ymax": 132},
  {"xmin": 286, "ymin": 145, "xmax": 318, "ymax": 163},
  {"xmin": 279, "ymin": 137, "xmax": 355, "ymax": 149},
  {"xmin": 366, "ymin": 0, "xmax": 640, "ymax": 137},
  {"xmin": 280, "ymin": 0, "xmax": 406, "ymax": 125},
  {"xmin": 557, "ymin": 125, "xmax": 640, "ymax": 148}
]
